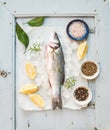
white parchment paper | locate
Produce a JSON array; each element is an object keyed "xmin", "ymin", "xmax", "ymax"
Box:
[{"xmin": 16, "ymin": 18, "xmax": 88, "ymax": 111}]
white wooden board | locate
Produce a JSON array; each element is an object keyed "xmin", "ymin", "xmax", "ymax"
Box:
[
  {"xmin": 16, "ymin": 16, "xmax": 95, "ymax": 129},
  {"xmin": 0, "ymin": 0, "xmax": 110, "ymax": 130}
]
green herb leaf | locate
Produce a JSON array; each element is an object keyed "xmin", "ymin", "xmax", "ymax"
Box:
[
  {"xmin": 27, "ymin": 17, "xmax": 45, "ymax": 27},
  {"xmin": 16, "ymin": 22, "xmax": 29, "ymax": 49},
  {"xmin": 64, "ymin": 77, "xmax": 76, "ymax": 89},
  {"xmin": 28, "ymin": 42, "xmax": 41, "ymax": 53}
]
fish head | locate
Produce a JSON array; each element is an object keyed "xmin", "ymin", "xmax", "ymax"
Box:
[{"xmin": 49, "ymin": 32, "xmax": 60, "ymax": 50}]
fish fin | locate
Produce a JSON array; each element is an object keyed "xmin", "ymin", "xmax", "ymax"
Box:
[
  {"xmin": 61, "ymin": 73, "xmax": 65, "ymax": 84},
  {"xmin": 52, "ymin": 96, "xmax": 62, "ymax": 110},
  {"xmin": 48, "ymin": 79, "xmax": 52, "ymax": 88}
]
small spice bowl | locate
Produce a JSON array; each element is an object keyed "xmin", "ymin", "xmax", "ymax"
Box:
[
  {"xmin": 73, "ymin": 86, "xmax": 92, "ymax": 106},
  {"xmin": 66, "ymin": 19, "xmax": 89, "ymax": 41},
  {"xmin": 80, "ymin": 60, "xmax": 100, "ymax": 80}
]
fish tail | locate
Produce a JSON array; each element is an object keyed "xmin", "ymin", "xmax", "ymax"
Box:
[{"xmin": 52, "ymin": 95, "xmax": 62, "ymax": 110}]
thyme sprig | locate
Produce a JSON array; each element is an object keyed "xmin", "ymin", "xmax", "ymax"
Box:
[
  {"xmin": 64, "ymin": 77, "xmax": 76, "ymax": 89},
  {"xmin": 28, "ymin": 42, "xmax": 41, "ymax": 53}
]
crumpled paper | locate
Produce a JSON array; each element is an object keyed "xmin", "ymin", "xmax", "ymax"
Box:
[{"xmin": 16, "ymin": 21, "xmax": 88, "ymax": 111}]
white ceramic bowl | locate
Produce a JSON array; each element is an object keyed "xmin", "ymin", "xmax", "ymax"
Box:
[
  {"xmin": 80, "ymin": 60, "xmax": 100, "ymax": 80},
  {"xmin": 73, "ymin": 86, "xmax": 92, "ymax": 106}
]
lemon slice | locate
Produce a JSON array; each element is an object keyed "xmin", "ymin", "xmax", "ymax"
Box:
[
  {"xmin": 77, "ymin": 40, "xmax": 88, "ymax": 60},
  {"xmin": 29, "ymin": 94, "xmax": 45, "ymax": 108},
  {"xmin": 19, "ymin": 84, "xmax": 39, "ymax": 94},
  {"xmin": 25, "ymin": 62, "xmax": 37, "ymax": 80}
]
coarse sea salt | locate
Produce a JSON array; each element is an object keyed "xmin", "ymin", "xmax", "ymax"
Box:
[{"xmin": 69, "ymin": 21, "xmax": 86, "ymax": 38}]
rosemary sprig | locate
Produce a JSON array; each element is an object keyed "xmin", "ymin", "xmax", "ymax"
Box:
[
  {"xmin": 64, "ymin": 77, "xmax": 76, "ymax": 89},
  {"xmin": 28, "ymin": 42, "xmax": 41, "ymax": 53}
]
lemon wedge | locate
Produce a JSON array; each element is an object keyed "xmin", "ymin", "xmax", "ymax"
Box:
[
  {"xmin": 77, "ymin": 40, "xmax": 88, "ymax": 60},
  {"xmin": 25, "ymin": 62, "xmax": 37, "ymax": 80},
  {"xmin": 29, "ymin": 94, "xmax": 45, "ymax": 108},
  {"xmin": 19, "ymin": 84, "xmax": 39, "ymax": 94}
]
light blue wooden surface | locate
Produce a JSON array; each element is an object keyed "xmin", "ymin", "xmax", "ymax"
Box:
[{"xmin": 0, "ymin": 0, "xmax": 110, "ymax": 130}]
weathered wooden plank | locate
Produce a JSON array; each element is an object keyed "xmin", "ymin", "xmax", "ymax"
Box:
[
  {"xmin": 0, "ymin": 3, "xmax": 14, "ymax": 130},
  {"xmin": 95, "ymin": 7, "xmax": 110, "ymax": 130},
  {"xmin": 0, "ymin": 0, "xmax": 109, "ymax": 16}
]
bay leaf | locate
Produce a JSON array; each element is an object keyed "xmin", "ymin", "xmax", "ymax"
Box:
[
  {"xmin": 16, "ymin": 22, "xmax": 29, "ymax": 49},
  {"xmin": 27, "ymin": 17, "xmax": 45, "ymax": 27}
]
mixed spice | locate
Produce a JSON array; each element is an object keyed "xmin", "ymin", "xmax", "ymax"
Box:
[
  {"xmin": 74, "ymin": 87, "xmax": 89, "ymax": 101},
  {"xmin": 81, "ymin": 61, "xmax": 97, "ymax": 76}
]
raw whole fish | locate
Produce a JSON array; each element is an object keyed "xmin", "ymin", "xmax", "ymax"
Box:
[{"xmin": 46, "ymin": 32, "xmax": 65, "ymax": 110}]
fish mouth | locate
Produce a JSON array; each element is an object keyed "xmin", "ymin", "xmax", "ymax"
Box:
[{"xmin": 49, "ymin": 43, "xmax": 60, "ymax": 50}]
